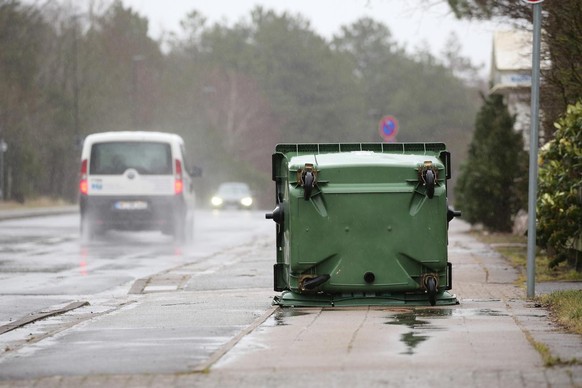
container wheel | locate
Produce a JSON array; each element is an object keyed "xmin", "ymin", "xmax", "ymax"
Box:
[
  {"xmin": 426, "ymin": 277, "xmax": 437, "ymax": 306},
  {"xmin": 425, "ymin": 169, "xmax": 435, "ymax": 199},
  {"xmin": 303, "ymin": 172, "xmax": 314, "ymax": 200}
]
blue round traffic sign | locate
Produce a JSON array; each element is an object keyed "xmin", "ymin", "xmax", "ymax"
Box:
[{"xmin": 379, "ymin": 115, "xmax": 399, "ymax": 142}]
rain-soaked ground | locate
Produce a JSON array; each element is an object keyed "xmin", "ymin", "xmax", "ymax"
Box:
[
  {"xmin": 0, "ymin": 211, "xmax": 580, "ymax": 387},
  {"xmin": 204, "ymin": 221, "xmax": 581, "ymax": 386},
  {"xmin": 247, "ymin": 304, "xmax": 547, "ymax": 358}
]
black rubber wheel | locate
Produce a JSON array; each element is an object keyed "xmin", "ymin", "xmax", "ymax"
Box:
[
  {"xmin": 426, "ymin": 277, "xmax": 437, "ymax": 306},
  {"xmin": 425, "ymin": 169, "xmax": 435, "ymax": 199},
  {"xmin": 303, "ymin": 172, "xmax": 314, "ymax": 200}
]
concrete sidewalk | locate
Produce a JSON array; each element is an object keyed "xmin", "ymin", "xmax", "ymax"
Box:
[{"xmin": 195, "ymin": 220, "xmax": 581, "ymax": 387}]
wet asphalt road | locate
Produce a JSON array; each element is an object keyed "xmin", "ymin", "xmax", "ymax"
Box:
[
  {"xmin": 0, "ymin": 210, "xmax": 580, "ymax": 386},
  {"xmin": 0, "ymin": 209, "xmax": 274, "ymax": 379}
]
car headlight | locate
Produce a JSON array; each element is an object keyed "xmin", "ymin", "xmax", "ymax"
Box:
[
  {"xmin": 211, "ymin": 196, "xmax": 223, "ymax": 207},
  {"xmin": 240, "ymin": 197, "xmax": 253, "ymax": 207}
]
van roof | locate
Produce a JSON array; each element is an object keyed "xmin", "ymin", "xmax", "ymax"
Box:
[{"xmin": 83, "ymin": 131, "xmax": 184, "ymax": 144}]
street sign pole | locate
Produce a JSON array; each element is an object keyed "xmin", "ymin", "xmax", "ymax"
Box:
[{"xmin": 526, "ymin": 0, "xmax": 543, "ymax": 299}]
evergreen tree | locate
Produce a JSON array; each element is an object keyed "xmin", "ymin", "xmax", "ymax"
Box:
[{"xmin": 456, "ymin": 94, "xmax": 528, "ymax": 232}]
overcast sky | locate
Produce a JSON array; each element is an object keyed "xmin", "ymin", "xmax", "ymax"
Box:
[{"xmin": 120, "ymin": 0, "xmax": 507, "ymax": 78}]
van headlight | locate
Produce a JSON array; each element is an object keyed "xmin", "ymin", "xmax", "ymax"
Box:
[
  {"xmin": 240, "ymin": 197, "xmax": 253, "ymax": 207},
  {"xmin": 211, "ymin": 196, "xmax": 223, "ymax": 207}
]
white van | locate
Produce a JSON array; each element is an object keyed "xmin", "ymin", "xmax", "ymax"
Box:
[{"xmin": 79, "ymin": 131, "xmax": 198, "ymax": 242}]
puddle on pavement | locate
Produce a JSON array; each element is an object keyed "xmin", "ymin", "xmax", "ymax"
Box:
[
  {"xmin": 385, "ymin": 309, "xmax": 450, "ymax": 355},
  {"xmin": 261, "ymin": 306, "xmax": 512, "ymax": 355},
  {"xmin": 387, "ymin": 312, "xmax": 430, "ymax": 328},
  {"xmin": 263, "ymin": 309, "xmax": 313, "ymax": 327},
  {"xmin": 385, "ymin": 307, "xmax": 509, "ymax": 355},
  {"xmin": 399, "ymin": 332, "xmax": 429, "ymax": 355}
]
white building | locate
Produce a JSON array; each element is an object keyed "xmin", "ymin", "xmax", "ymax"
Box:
[{"xmin": 489, "ymin": 30, "xmax": 535, "ymax": 149}]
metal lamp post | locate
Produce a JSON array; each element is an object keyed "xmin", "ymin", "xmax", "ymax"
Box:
[{"xmin": 523, "ymin": 0, "xmax": 544, "ymax": 299}]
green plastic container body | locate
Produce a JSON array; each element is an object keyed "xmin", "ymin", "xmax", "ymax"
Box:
[{"xmin": 269, "ymin": 143, "xmax": 457, "ymax": 306}]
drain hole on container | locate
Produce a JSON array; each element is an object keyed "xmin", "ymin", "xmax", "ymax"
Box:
[{"xmin": 364, "ymin": 272, "xmax": 375, "ymax": 283}]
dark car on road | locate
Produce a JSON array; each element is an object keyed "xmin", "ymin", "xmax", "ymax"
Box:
[{"xmin": 211, "ymin": 182, "xmax": 253, "ymax": 210}]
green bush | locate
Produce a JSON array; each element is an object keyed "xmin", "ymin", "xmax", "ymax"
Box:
[
  {"xmin": 455, "ymin": 93, "xmax": 528, "ymax": 232},
  {"xmin": 537, "ymin": 101, "xmax": 582, "ymax": 270}
]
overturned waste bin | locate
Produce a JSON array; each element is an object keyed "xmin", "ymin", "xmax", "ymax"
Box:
[{"xmin": 266, "ymin": 143, "xmax": 461, "ymax": 307}]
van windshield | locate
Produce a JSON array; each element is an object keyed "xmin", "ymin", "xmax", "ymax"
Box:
[{"xmin": 90, "ymin": 141, "xmax": 172, "ymax": 175}]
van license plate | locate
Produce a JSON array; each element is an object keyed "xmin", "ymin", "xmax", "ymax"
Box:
[{"xmin": 114, "ymin": 201, "xmax": 148, "ymax": 210}]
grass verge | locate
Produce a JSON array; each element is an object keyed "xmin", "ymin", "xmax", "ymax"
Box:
[
  {"xmin": 470, "ymin": 230, "xmax": 582, "ymax": 283},
  {"xmin": 539, "ymin": 290, "xmax": 582, "ymax": 336}
]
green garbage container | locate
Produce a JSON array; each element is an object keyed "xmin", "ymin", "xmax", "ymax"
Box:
[{"xmin": 266, "ymin": 143, "xmax": 460, "ymax": 307}]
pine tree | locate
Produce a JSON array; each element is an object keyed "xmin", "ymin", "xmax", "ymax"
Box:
[{"xmin": 456, "ymin": 94, "xmax": 528, "ymax": 232}]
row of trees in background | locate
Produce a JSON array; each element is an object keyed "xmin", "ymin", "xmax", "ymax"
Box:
[
  {"xmin": 1, "ymin": 0, "xmax": 579, "ymax": 268},
  {"xmin": 0, "ymin": 0, "xmax": 480, "ymax": 205}
]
